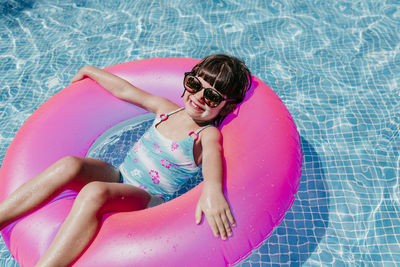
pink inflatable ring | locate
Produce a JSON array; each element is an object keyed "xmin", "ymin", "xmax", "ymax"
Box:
[{"xmin": 0, "ymin": 58, "xmax": 302, "ymax": 266}]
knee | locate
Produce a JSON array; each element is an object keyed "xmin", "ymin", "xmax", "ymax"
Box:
[
  {"xmin": 56, "ymin": 156, "xmax": 84, "ymax": 178},
  {"xmin": 75, "ymin": 182, "xmax": 110, "ymax": 212}
]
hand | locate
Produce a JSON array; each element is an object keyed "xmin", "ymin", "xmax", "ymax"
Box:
[
  {"xmin": 71, "ymin": 66, "xmax": 93, "ymax": 83},
  {"xmin": 195, "ymin": 186, "xmax": 236, "ymax": 240}
]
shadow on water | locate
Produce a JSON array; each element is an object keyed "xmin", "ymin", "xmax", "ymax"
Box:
[
  {"xmin": 0, "ymin": 129, "xmax": 330, "ymax": 267},
  {"xmin": 240, "ymin": 136, "xmax": 330, "ymax": 266},
  {"xmin": 0, "ymin": 0, "xmax": 35, "ymax": 26},
  {"xmin": 87, "ymin": 121, "xmax": 330, "ymax": 265},
  {"xmin": 0, "ymin": 0, "xmax": 34, "ymax": 15}
]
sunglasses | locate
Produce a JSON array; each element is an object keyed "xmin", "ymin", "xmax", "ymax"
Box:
[{"xmin": 183, "ymin": 72, "xmax": 238, "ymax": 108}]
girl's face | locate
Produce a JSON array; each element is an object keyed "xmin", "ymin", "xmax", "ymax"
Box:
[{"xmin": 183, "ymin": 76, "xmax": 227, "ymax": 124}]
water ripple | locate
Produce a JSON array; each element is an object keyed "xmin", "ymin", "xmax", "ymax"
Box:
[{"xmin": 0, "ymin": 0, "xmax": 399, "ymax": 266}]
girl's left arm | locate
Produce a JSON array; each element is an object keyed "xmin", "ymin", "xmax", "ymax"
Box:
[
  {"xmin": 71, "ymin": 65, "xmax": 175, "ymax": 114},
  {"xmin": 195, "ymin": 127, "xmax": 236, "ymax": 240}
]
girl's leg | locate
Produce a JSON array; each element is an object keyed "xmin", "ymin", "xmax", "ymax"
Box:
[
  {"xmin": 0, "ymin": 156, "xmax": 120, "ymax": 230},
  {"xmin": 36, "ymin": 181, "xmax": 151, "ymax": 267}
]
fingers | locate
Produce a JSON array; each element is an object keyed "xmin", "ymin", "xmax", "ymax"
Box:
[
  {"xmin": 204, "ymin": 213, "xmax": 220, "ymax": 238},
  {"xmin": 71, "ymin": 66, "xmax": 92, "ymax": 83},
  {"xmin": 195, "ymin": 194, "xmax": 236, "ymax": 240},
  {"xmin": 220, "ymin": 212, "xmax": 232, "ymax": 238},
  {"xmin": 195, "ymin": 203, "xmax": 203, "ymax": 225},
  {"xmin": 71, "ymin": 72, "xmax": 84, "ymax": 83},
  {"xmin": 226, "ymin": 208, "xmax": 236, "ymax": 227},
  {"xmin": 204, "ymin": 209, "xmax": 236, "ymax": 240},
  {"xmin": 215, "ymin": 214, "xmax": 228, "ymax": 240}
]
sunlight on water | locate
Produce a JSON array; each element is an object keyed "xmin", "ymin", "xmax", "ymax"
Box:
[{"xmin": 1, "ymin": 0, "xmax": 399, "ymax": 266}]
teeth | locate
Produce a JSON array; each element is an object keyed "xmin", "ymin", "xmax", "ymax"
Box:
[{"xmin": 191, "ymin": 100, "xmax": 202, "ymax": 110}]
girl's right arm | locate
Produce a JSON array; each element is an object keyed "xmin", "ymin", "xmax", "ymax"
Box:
[{"xmin": 71, "ymin": 65, "xmax": 176, "ymax": 114}]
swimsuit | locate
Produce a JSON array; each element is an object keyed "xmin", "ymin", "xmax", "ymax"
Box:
[{"xmin": 119, "ymin": 107, "xmax": 211, "ymax": 201}]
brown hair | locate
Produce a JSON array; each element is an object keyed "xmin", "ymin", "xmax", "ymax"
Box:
[{"xmin": 189, "ymin": 54, "xmax": 252, "ymax": 126}]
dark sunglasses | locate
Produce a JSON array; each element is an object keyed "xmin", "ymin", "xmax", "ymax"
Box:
[{"xmin": 183, "ymin": 72, "xmax": 238, "ymax": 108}]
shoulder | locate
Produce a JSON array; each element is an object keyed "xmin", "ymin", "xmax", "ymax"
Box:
[
  {"xmin": 199, "ymin": 126, "xmax": 222, "ymax": 145},
  {"xmin": 193, "ymin": 126, "xmax": 222, "ymax": 165},
  {"xmin": 153, "ymin": 98, "xmax": 180, "ymax": 115}
]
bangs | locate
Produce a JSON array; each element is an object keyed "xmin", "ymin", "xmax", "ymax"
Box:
[
  {"xmin": 193, "ymin": 61, "xmax": 236, "ymax": 96},
  {"xmin": 188, "ymin": 54, "xmax": 252, "ymax": 126}
]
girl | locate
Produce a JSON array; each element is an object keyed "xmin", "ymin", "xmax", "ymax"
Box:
[{"xmin": 0, "ymin": 54, "xmax": 252, "ymax": 267}]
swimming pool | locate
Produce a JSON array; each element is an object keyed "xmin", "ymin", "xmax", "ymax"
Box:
[{"xmin": 0, "ymin": 0, "xmax": 399, "ymax": 266}]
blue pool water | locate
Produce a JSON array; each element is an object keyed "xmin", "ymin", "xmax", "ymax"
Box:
[{"xmin": 0, "ymin": 0, "xmax": 399, "ymax": 266}]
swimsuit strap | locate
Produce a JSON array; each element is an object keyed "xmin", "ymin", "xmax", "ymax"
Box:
[
  {"xmin": 188, "ymin": 125, "xmax": 213, "ymax": 141},
  {"xmin": 167, "ymin": 107, "xmax": 185, "ymax": 116},
  {"xmin": 157, "ymin": 107, "xmax": 184, "ymax": 123},
  {"xmin": 157, "ymin": 107, "xmax": 213, "ymax": 141},
  {"xmin": 195, "ymin": 125, "xmax": 213, "ymax": 134}
]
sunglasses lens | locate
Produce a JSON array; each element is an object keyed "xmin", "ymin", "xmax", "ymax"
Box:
[
  {"xmin": 204, "ymin": 89, "xmax": 223, "ymax": 108},
  {"xmin": 184, "ymin": 74, "xmax": 227, "ymax": 108},
  {"xmin": 185, "ymin": 76, "xmax": 201, "ymax": 92}
]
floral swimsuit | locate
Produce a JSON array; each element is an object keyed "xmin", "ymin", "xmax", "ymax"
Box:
[{"xmin": 119, "ymin": 107, "xmax": 211, "ymax": 201}]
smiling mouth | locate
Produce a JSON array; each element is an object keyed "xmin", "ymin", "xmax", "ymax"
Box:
[{"xmin": 189, "ymin": 98, "xmax": 204, "ymax": 111}]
